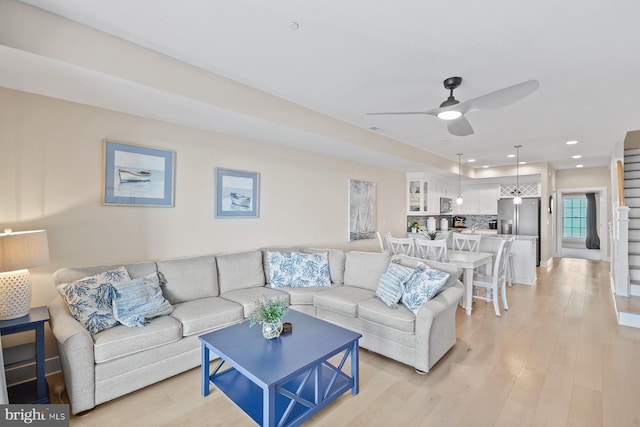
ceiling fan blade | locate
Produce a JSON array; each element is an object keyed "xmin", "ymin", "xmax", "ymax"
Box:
[
  {"xmin": 462, "ymin": 80, "xmax": 539, "ymax": 112},
  {"xmin": 447, "ymin": 116, "xmax": 474, "ymax": 136},
  {"xmin": 366, "ymin": 111, "xmax": 429, "ymax": 115}
]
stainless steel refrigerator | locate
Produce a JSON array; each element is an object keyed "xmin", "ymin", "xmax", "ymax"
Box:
[{"xmin": 497, "ymin": 197, "xmax": 541, "ymax": 266}]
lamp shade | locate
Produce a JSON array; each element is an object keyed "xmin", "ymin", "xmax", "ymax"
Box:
[
  {"xmin": 0, "ymin": 230, "xmax": 49, "ymax": 319},
  {"xmin": 0, "ymin": 230, "xmax": 49, "ymax": 272}
]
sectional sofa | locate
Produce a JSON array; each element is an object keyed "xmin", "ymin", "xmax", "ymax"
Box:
[{"xmin": 49, "ymin": 248, "xmax": 464, "ymax": 414}]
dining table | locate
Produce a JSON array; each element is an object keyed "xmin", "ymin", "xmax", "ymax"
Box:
[{"xmin": 445, "ymin": 249, "xmax": 494, "ymax": 315}]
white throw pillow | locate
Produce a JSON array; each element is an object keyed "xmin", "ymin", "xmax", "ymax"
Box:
[
  {"xmin": 401, "ymin": 263, "xmax": 450, "ymax": 315},
  {"xmin": 376, "ymin": 263, "xmax": 414, "ymax": 308},
  {"xmin": 267, "ymin": 251, "xmax": 331, "ymax": 288},
  {"xmin": 57, "ymin": 266, "xmax": 130, "ymax": 334},
  {"xmin": 112, "ymin": 273, "xmax": 173, "ymax": 327}
]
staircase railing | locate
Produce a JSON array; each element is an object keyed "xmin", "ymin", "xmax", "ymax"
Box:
[{"xmin": 617, "ymin": 160, "xmax": 625, "ymax": 206}]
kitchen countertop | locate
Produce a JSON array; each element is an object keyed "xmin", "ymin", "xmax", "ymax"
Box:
[
  {"xmin": 411, "ymin": 230, "xmax": 537, "ymax": 240},
  {"xmin": 452, "ymin": 230, "xmax": 537, "ymax": 240}
]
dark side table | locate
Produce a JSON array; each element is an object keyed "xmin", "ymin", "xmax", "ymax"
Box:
[{"xmin": 0, "ymin": 306, "xmax": 50, "ymax": 404}]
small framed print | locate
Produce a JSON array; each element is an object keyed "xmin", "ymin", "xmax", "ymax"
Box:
[
  {"xmin": 102, "ymin": 139, "xmax": 175, "ymax": 207},
  {"xmin": 216, "ymin": 168, "xmax": 260, "ymax": 218}
]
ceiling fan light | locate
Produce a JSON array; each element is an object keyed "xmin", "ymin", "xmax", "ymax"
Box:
[
  {"xmin": 456, "ymin": 196, "xmax": 464, "ymax": 205},
  {"xmin": 437, "ymin": 110, "xmax": 463, "ymax": 120}
]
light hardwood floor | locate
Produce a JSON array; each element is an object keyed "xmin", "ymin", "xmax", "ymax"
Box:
[{"xmin": 52, "ymin": 257, "xmax": 640, "ymax": 426}]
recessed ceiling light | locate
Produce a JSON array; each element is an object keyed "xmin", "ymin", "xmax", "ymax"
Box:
[
  {"xmin": 483, "ymin": 165, "xmax": 489, "ymax": 168},
  {"xmin": 576, "ymin": 164, "xmax": 584, "ymax": 168},
  {"xmin": 468, "ymin": 159, "xmax": 476, "ymax": 163},
  {"xmin": 519, "ymin": 161, "xmax": 526, "ymax": 165},
  {"xmin": 288, "ymin": 22, "xmax": 300, "ymax": 30},
  {"xmin": 566, "ymin": 140, "xmax": 578, "ymax": 145},
  {"xmin": 572, "ymin": 155, "xmax": 582, "ymax": 159},
  {"xmin": 507, "ymin": 154, "xmax": 516, "ymax": 158}
]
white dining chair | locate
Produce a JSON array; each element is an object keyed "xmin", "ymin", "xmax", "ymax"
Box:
[
  {"xmin": 386, "ymin": 237, "xmax": 415, "ymax": 256},
  {"xmin": 472, "ymin": 238, "xmax": 514, "ymax": 316},
  {"xmin": 452, "ymin": 233, "xmax": 482, "ymax": 252},
  {"xmin": 506, "ymin": 252, "xmax": 516, "ymax": 286},
  {"xmin": 376, "ymin": 231, "xmax": 393, "ymax": 252},
  {"xmin": 414, "ymin": 238, "xmax": 448, "ymax": 262}
]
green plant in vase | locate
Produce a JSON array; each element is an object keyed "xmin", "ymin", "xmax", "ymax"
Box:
[
  {"xmin": 410, "ymin": 221, "xmax": 419, "ymax": 232},
  {"xmin": 426, "ymin": 231, "xmax": 438, "ymax": 240},
  {"xmin": 249, "ymin": 297, "xmax": 289, "ymax": 339}
]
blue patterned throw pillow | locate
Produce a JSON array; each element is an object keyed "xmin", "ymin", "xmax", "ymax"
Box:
[
  {"xmin": 112, "ymin": 273, "xmax": 173, "ymax": 327},
  {"xmin": 376, "ymin": 263, "xmax": 414, "ymax": 308},
  {"xmin": 57, "ymin": 266, "xmax": 130, "ymax": 334},
  {"xmin": 401, "ymin": 263, "xmax": 451, "ymax": 315},
  {"xmin": 267, "ymin": 251, "xmax": 331, "ymax": 288}
]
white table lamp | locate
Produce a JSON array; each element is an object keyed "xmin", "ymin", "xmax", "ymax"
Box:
[{"xmin": 0, "ymin": 229, "xmax": 50, "ymax": 320}]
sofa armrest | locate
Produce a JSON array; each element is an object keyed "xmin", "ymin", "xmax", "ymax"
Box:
[
  {"xmin": 48, "ymin": 296, "xmax": 96, "ymax": 414},
  {"xmin": 414, "ymin": 281, "xmax": 464, "ymax": 372}
]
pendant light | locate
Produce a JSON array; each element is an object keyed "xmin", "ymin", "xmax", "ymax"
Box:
[
  {"xmin": 456, "ymin": 153, "xmax": 464, "ymax": 205},
  {"xmin": 513, "ymin": 145, "xmax": 523, "ymax": 205}
]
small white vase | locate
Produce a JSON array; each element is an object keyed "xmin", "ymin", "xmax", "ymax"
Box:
[{"xmin": 262, "ymin": 319, "xmax": 283, "ymax": 339}]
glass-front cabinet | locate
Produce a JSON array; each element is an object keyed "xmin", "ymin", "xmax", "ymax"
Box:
[{"xmin": 407, "ymin": 180, "xmax": 428, "ymax": 214}]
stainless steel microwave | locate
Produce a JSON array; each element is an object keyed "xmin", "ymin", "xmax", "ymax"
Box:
[{"xmin": 440, "ymin": 197, "xmax": 453, "ymax": 213}]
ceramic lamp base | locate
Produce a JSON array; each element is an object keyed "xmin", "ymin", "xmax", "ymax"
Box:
[{"xmin": 0, "ymin": 269, "xmax": 32, "ymax": 320}]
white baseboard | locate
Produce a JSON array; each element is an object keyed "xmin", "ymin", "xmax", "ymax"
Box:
[{"xmin": 618, "ymin": 311, "xmax": 640, "ymax": 328}]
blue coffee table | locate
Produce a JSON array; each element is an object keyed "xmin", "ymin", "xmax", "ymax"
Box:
[{"xmin": 199, "ymin": 309, "xmax": 361, "ymax": 427}]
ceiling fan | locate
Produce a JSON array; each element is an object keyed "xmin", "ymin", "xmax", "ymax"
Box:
[{"xmin": 367, "ymin": 77, "xmax": 539, "ymax": 136}]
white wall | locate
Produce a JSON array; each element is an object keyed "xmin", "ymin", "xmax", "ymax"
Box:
[{"xmin": 0, "ymin": 88, "xmax": 407, "ymax": 357}]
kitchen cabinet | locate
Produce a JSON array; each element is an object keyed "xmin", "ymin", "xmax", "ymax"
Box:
[
  {"xmin": 455, "ymin": 184, "xmax": 499, "ymax": 214},
  {"xmin": 406, "ymin": 175, "xmax": 458, "ymax": 215},
  {"xmin": 407, "ymin": 180, "xmax": 428, "ymax": 214}
]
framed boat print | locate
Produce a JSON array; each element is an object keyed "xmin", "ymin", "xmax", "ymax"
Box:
[
  {"xmin": 102, "ymin": 139, "xmax": 175, "ymax": 207},
  {"xmin": 216, "ymin": 168, "xmax": 260, "ymax": 218}
]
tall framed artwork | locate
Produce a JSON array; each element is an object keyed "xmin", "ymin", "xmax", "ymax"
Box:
[
  {"xmin": 349, "ymin": 179, "xmax": 377, "ymax": 241},
  {"xmin": 215, "ymin": 168, "xmax": 260, "ymax": 218},
  {"xmin": 102, "ymin": 139, "xmax": 175, "ymax": 207}
]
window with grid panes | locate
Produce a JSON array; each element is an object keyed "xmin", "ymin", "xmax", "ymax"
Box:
[{"xmin": 563, "ymin": 197, "xmax": 586, "ymax": 238}]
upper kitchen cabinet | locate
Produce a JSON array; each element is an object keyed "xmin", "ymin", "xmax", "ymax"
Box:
[
  {"xmin": 456, "ymin": 183, "xmax": 500, "ymax": 214},
  {"xmin": 406, "ymin": 173, "xmax": 459, "ymax": 215},
  {"xmin": 407, "ymin": 179, "xmax": 429, "ymax": 214}
]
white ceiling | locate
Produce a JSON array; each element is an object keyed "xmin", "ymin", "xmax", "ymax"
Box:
[{"xmin": 10, "ymin": 0, "xmax": 640, "ymax": 173}]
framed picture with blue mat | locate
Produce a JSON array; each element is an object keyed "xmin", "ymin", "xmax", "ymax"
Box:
[{"xmin": 102, "ymin": 139, "xmax": 175, "ymax": 207}]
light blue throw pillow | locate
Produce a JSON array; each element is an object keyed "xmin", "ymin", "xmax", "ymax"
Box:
[
  {"xmin": 57, "ymin": 266, "xmax": 130, "ymax": 335},
  {"xmin": 267, "ymin": 251, "xmax": 331, "ymax": 288},
  {"xmin": 376, "ymin": 263, "xmax": 415, "ymax": 308},
  {"xmin": 401, "ymin": 263, "xmax": 451, "ymax": 315},
  {"xmin": 112, "ymin": 273, "xmax": 173, "ymax": 327}
]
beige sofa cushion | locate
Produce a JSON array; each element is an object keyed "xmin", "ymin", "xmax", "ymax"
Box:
[
  {"xmin": 170, "ymin": 297, "xmax": 243, "ymax": 336},
  {"xmin": 156, "ymin": 255, "xmax": 218, "ymax": 304},
  {"xmin": 53, "ymin": 262, "xmax": 157, "ymax": 284},
  {"xmin": 313, "ymin": 286, "xmax": 375, "ymax": 317},
  {"xmin": 216, "ymin": 250, "xmax": 265, "ymax": 293},
  {"xmin": 343, "ymin": 251, "xmax": 391, "ymax": 291},
  {"xmin": 276, "ymin": 285, "xmax": 336, "ymax": 305},
  {"xmin": 93, "ymin": 315, "xmax": 182, "ymax": 363},
  {"xmin": 358, "ymin": 298, "xmax": 415, "ymax": 333},
  {"xmin": 221, "ymin": 288, "xmax": 289, "ymax": 317}
]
